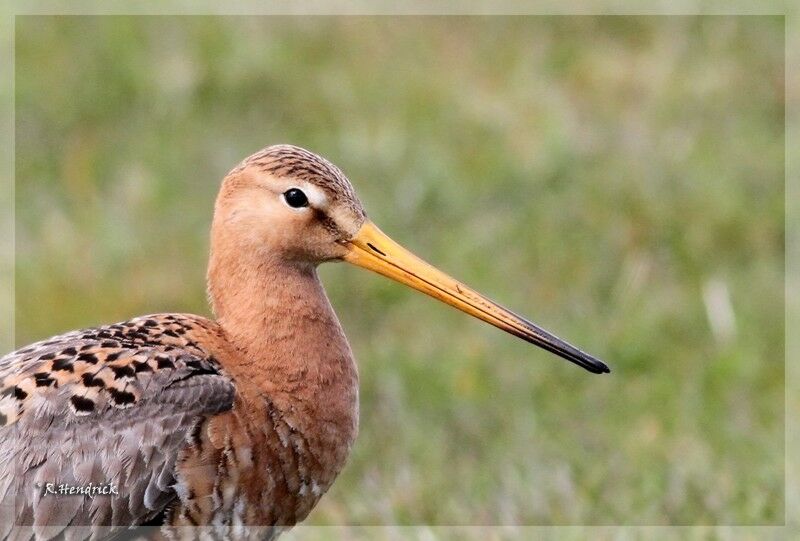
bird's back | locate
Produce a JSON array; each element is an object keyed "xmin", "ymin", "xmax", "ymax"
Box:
[{"xmin": 0, "ymin": 314, "xmax": 235, "ymax": 540}]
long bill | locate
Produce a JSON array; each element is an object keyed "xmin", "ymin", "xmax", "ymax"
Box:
[{"xmin": 342, "ymin": 221, "xmax": 610, "ymax": 374}]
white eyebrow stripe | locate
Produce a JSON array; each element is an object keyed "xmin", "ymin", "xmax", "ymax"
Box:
[{"xmin": 299, "ymin": 182, "xmax": 329, "ymax": 210}]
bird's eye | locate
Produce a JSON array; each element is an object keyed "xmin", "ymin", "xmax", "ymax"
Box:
[{"xmin": 283, "ymin": 188, "xmax": 309, "ymax": 208}]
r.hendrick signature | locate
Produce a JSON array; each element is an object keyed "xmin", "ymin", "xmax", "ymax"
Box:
[{"xmin": 41, "ymin": 482, "xmax": 119, "ymax": 498}]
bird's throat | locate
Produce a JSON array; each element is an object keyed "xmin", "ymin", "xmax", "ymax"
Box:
[
  {"xmin": 209, "ymin": 251, "xmax": 348, "ymax": 369},
  {"xmin": 208, "ymin": 243, "xmax": 357, "ymax": 415}
]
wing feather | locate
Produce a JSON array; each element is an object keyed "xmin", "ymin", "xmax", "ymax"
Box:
[{"xmin": 0, "ymin": 314, "xmax": 235, "ymax": 541}]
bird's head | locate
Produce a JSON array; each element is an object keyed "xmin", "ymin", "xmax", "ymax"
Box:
[
  {"xmin": 212, "ymin": 144, "xmax": 609, "ymax": 374},
  {"xmin": 213, "ymin": 144, "xmax": 367, "ymax": 263}
]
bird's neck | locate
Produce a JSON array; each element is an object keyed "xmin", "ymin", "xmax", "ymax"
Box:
[
  {"xmin": 207, "ymin": 249, "xmax": 355, "ymax": 386},
  {"xmin": 204, "ymin": 247, "xmax": 360, "ymax": 517},
  {"xmin": 208, "ymin": 242, "xmax": 358, "ymax": 422}
]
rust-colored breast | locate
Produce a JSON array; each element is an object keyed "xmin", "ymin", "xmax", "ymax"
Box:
[{"xmin": 167, "ymin": 363, "xmax": 354, "ymax": 539}]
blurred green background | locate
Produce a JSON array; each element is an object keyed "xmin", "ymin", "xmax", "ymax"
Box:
[{"xmin": 14, "ymin": 16, "xmax": 784, "ymax": 525}]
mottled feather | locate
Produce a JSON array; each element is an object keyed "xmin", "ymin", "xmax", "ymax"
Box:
[{"xmin": 0, "ymin": 314, "xmax": 235, "ymax": 540}]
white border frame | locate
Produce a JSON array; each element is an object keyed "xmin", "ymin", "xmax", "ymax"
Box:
[{"xmin": 1, "ymin": 2, "xmax": 794, "ymax": 538}]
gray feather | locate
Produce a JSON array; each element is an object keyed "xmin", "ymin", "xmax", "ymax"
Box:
[{"xmin": 0, "ymin": 316, "xmax": 236, "ymax": 540}]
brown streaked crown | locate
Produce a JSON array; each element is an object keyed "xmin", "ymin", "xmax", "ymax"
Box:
[{"xmin": 235, "ymin": 144, "xmax": 366, "ymax": 221}]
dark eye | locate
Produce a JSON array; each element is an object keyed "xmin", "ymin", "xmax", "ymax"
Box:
[{"xmin": 283, "ymin": 188, "xmax": 309, "ymax": 208}]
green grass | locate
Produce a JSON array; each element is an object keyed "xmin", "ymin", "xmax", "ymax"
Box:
[{"xmin": 14, "ymin": 16, "xmax": 784, "ymax": 525}]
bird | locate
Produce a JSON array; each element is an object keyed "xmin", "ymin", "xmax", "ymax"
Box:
[{"xmin": 0, "ymin": 144, "xmax": 609, "ymax": 540}]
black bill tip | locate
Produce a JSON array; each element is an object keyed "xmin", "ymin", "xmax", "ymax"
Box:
[
  {"xmin": 510, "ymin": 313, "xmax": 611, "ymax": 374},
  {"xmin": 534, "ymin": 336, "xmax": 611, "ymax": 374},
  {"xmin": 576, "ymin": 353, "xmax": 611, "ymax": 374}
]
